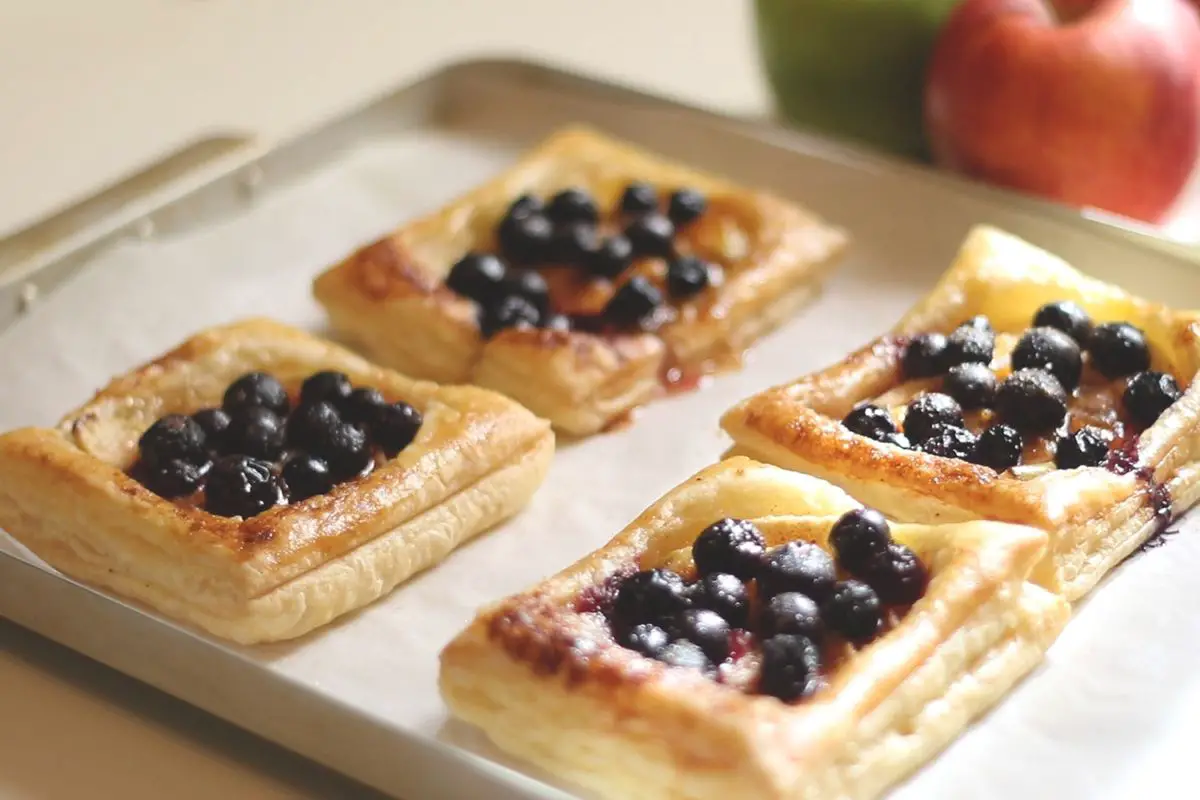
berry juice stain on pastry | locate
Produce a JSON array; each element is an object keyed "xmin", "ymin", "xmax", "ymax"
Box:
[
  {"xmin": 584, "ymin": 509, "xmax": 930, "ymax": 702},
  {"xmin": 130, "ymin": 369, "xmax": 423, "ymax": 519}
]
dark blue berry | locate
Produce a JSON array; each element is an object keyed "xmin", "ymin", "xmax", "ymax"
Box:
[
  {"xmin": 481, "ymin": 295, "xmax": 542, "ymax": 338},
  {"xmin": 619, "ymin": 182, "xmax": 658, "ymax": 215},
  {"xmin": 917, "ymin": 423, "xmax": 978, "ymax": 461},
  {"xmin": 903, "ymin": 393, "xmax": 963, "ymax": 444},
  {"xmin": 759, "ymin": 634, "xmax": 822, "ymax": 702},
  {"xmin": 823, "ymin": 581, "xmax": 883, "ymax": 646},
  {"xmin": 619, "ymin": 623, "xmax": 670, "ymax": 657},
  {"xmin": 1123, "ymin": 370, "xmax": 1182, "ymax": 429},
  {"xmin": 689, "ymin": 573, "xmax": 750, "ymax": 628},
  {"xmin": 865, "ymin": 544, "xmax": 928, "ymax": 606},
  {"xmin": 1055, "ymin": 426, "xmax": 1111, "ymax": 470},
  {"xmin": 667, "ymin": 188, "xmax": 707, "ymax": 227},
  {"xmin": 138, "ymin": 414, "xmax": 208, "ymax": 467},
  {"xmin": 281, "ymin": 453, "xmax": 334, "ymax": 501},
  {"xmin": 666, "ymin": 255, "xmax": 711, "ymax": 299},
  {"xmin": 1089, "ymin": 322, "xmax": 1150, "ymax": 379},
  {"xmin": 942, "ymin": 322, "xmax": 994, "ymax": 368},
  {"xmin": 943, "ymin": 363, "xmax": 998, "ymax": 410},
  {"xmin": 693, "ymin": 518, "xmax": 766, "ymax": 578},
  {"xmin": 1033, "ymin": 301, "xmax": 1093, "ymax": 346},
  {"xmin": 903, "ymin": 333, "xmax": 947, "ymax": 378},
  {"xmin": 829, "ymin": 508, "xmax": 892, "ymax": 575},
  {"xmin": 613, "ymin": 569, "xmax": 691, "ymax": 629},
  {"xmin": 672, "ymin": 609, "xmax": 730, "ymax": 662},
  {"xmin": 996, "ymin": 369, "xmax": 1068, "ymax": 434},
  {"xmin": 224, "ymin": 407, "xmax": 286, "ymax": 461},
  {"xmin": 972, "ymin": 424, "xmax": 1023, "ymax": 472},
  {"xmin": 1012, "ymin": 327, "xmax": 1083, "ymax": 392},
  {"xmin": 446, "ymin": 253, "xmax": 507, "ymax": 304},
  {"xmin": 756, "ymin": 541, "xmax": 837, "ymax": 602},
  {"xmin": 204, "ymin": 455, "xmax": 283, "ymax": 518},
  {"xmin": 286, "ymin": 401, "xmax": 342, "ymax": 451},
  {"xmin": 624, "ymin": 213, "xmax": 675, "ymax": 258},
  {"xmin": 546, "ymin": 188, "xmax": 598, "ymax": 226},
  {"xmin": 761, "ymin": 592, "xmax": 823, "ymax": 639},
  {"xmin": 373, "ymin": 401, "xmax": 423, "ymax": 456},
  {"xmin": 603, "ymin": 276, "xmax": 662, "ymax": 327},
  {"xmin": 589, "ymin": 235, "xmax": 634, "ymax": 279},
  {"xmin": 222, "ymin": 372, "xmax": 289, "ymax": 417},
  {"xmin": 139, "ymin": 458, "xmax": 208, "ymax": 499}
]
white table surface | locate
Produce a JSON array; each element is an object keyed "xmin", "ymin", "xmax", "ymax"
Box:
[{"xmin": 0, "ymin": 2, "xmax": 1195, "ymax": 798}]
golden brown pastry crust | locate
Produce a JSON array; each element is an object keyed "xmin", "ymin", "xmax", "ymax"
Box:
[
  {"xmin": 439, "ymin": 457, "xmax": 1069, "ymax": 800},
  {"xmin": 721, "ymin": 225, "xmax": 1200, "ymax": 602},
  {"xmin": 313, "ymin": 125, "xmax": 847, "ymax": 437},
  {"xmin": 0, "ymin": 318, "xmax": 554, "ymax": 643}
]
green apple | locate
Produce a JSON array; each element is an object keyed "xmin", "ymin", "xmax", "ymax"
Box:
[{"xmin": 754, "ymin": 0, "xmax": 963, "ymax": 160}]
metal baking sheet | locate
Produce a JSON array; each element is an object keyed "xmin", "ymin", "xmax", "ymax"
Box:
[{"xmin": 2, "ymin": 59, "xmax": 1200, "ymax": 800}]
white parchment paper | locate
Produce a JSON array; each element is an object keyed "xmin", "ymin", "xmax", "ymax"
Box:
[{"xmin": 2, "ymin": 129, "xmax": 1200, "ymax": 800}]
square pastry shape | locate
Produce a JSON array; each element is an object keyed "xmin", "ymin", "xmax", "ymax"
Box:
[
  {"xmin": 313, "ymin": 125, "xmax": 847, "ymax": 437},
  {"xmin": 721, "ymin": 225, "xmax": 1200, "ymax": 602},
  {"xmin": 439, "ymin": 457, "xmax": 1068, "ymax": 800},
  {"xmin": 0, "ymin": 318, "xmax": 554, "ymax": 644}
]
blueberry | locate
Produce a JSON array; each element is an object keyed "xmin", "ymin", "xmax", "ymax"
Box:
[
  {"xmin": 693, "ymin": 518, "xmax": 767, "ymax": 578},
  {"xmin": 1055, "ymin": 426, "xmax": 1112, "ymax": 470},
  {"xmin": 480, "ymin": 295, "xmax": 542, "ymax": 338},
  {"xmin": 550, "ymin": 223, "xmax": 600, "ymax": 266},
  {"xmin": 759, "ymin": 634, "xmax": 822, "ymax": 702},
  {"xmin": 286, "ymin": 401, "xmax": 342, "ymax": 451},
  {"xmin": 823, "ymin": 580, "xmax": 883, "ymax": 646},
  {"xmin": 603, "ymin": 276, "xmax": 662, "ymax": 327},
  {"xmin": 373, "ymin": 401, "xmax": 423, "ymax": 456},
  {"xmin": 588, "ymin": 235, "xmax": 634, "ymax": 279},
  {"xmin": 503, "ymin": 193, "xmax": 544, "ymax": 220},
  {"xmin": 222, "ymin": 372, "xmax": 289, "ymax": 417},
  {"xmin": 667, "ymin": 188, "xmax": 707, "ymax": 227},
  {"xmin": 917, "ymin": 423, "xmax": 978, "ymax": 461},
  {"xmin": 943, "ymin": 323, "xmax": 995, "ymax": 368},
  {"xmin": 903, "ymin": 333, "xmax": 947, "ymax": 379},
  {"xmin": 689, "ymin": 573, "xmax": 750, "ymax": 628},
  {"xmin": 138, "ymin": 414, "xmax": 209, "ymax": 467},
  {"xmin": 299, "ymin": 371, "xmax": 353, "ymax": 409},
  {"xmin": 342, "ymin": 387, "xmax": 387, "ymax": 427},
  {"xmin": 498, "ymin": 212, "xmax": 554, "ymax": 265},
  {"xmin": 1089, "ymin": 322, "xmax": 1151, "ymax": 379},
  {"xmin": 943, "ymin": 363, "xmax": 998, "ymax": 410},
  {"xmin": 654, "ymin": 640, "xmax": 712, "ymax": 673},
  {"xmin": 312, "ymin": 422, "xmax": 371, "ymax": 481},
  {"xmin": 841, "ymin": 403, "xmax": 901, "ymax": 445},
  {"xmin": 445, "ymin": 252, "xmax": 507, "ymax": 304},
  {"xmin": 756, "ymin": 541, "xmax": 837, "ymax": 602},
  {"xmin": 903, "ymin": 393, "xmax": 964, "ymax": 444},
  {"xmin": 1034, "ymin": 301, "xmax": 1093, "ymax": 345},
  {"xmin": 543, "ymin": 313, "xmax": 572, "ymax": 332},
  {"xmin": 1012, "ymin": 327, "xmax": 1083, "ymax": 392},
  {"xmin": 624, "ymin": 213, "xmax": 675, "ymax": 258},
  {"xmin": 665, "ymin": 255, "xmax": 711, "ymax": 300},
  {"xmin": 829, "ymin": 508, "xmax": 892, "ymax": 575},
  {"xmin": 500, "ymin": 270, "xmax": 551, "ymax": 315},
  {"xmin": 139, "ymin": 458, "xmax": 208, "ymax": 499},
  {"xmin": 191, "ymin": 409, "xmax": 231, "ymax": 451},
  {"xmin": 971, "ymin": 424, "xmax": 1024, "ymax": 472},
  {"xmin": 995, "ymin": 369, "xmax": 1068, "ymax": 434},
  {"xmin": 280, "ymin": 453, "xmax": 334, "ymax": 501},
  {"xmin": 760, "ymin": 592, "xmax": 823, "ymax": 639},
  {"xmin": 546, "ymin": 188, "xmax": 599, "ymax": 226},
  {"xmin": 618, "ymin": 622, "xmax": 670, "ymax": 657},
  {"xmin": 1124, "ymin": 370, "xmax": 1182, "ymax": 429},
  {"xmin": 224, "ymin": 407, "xmax": 286, "ymax": 461},
  {"xmin": 619, "ymin": 182, "xmax": 659, "ymax": 216},
  {"xmin": 865, "ymin": 544, "xmax": 929, "ymax": 606},
  {"xmin": 613, "ymin": 569, "xmax": 691, "ymax": 629},
  {"xmin": 204, "ymin": 455, "xmax": 283, "ymax": 518},
  {"xmin": 963, "ymin": 315, "xmax": 993, "ymax": 332},
  {"xmin": 672, "ymin": 609, "xmax": 731, "ymax": 662}
]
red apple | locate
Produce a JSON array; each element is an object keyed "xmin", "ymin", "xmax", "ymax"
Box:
[{"xmin": 924, "ymin": 0, "xmax": 1200, "ymax": 223}]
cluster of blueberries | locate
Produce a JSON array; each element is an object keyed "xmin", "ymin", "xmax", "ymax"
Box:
[
  {"xmin": 844, "ymin": 301, "xmax": 1183, "ymax": 472},
  {"xmin": 444, "ymin": 183, "xmax": 714, "ymax": 337},
  {"xmin": 600, "ymin": 509, "xmax": 928, "ymax": 702},
  {"xmin": 133, "ymin": 370, "xmax": 423, "ymax": 519}
]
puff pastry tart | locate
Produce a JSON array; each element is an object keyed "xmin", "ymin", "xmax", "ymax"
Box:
[
  {"xmin": 313, "ymin": 125, "xmax": 847, "ymax": 437},
  {"xmin": 439, "ymin": 457, "xmax": 1068, "ymax": 800},
  {"xmin": 0, "ymin": 319, "xmax": 553, "ymax": 644},
  {"xmin": 722, "ymin": 225, "xmax": 1200, "ymax": 602}
]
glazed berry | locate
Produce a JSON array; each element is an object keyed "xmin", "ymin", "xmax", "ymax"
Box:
[
  {"xmin": 865, "ymin": 544, "xmax": 929, "ymax": 606},
  {"xmin": 480, "ymin": 294, "xmax": 542, "ymax": 338},
  {"xmin": 665, "ymin": 255, "xmax": 711, "ymax": 299},
  {"xmin": 620, "ymin": 182, "xmax": 659, "ymax": 215},
  {"xmin": 223, "ymin": 407, "xmax": 286, "ymax": 461},
  {"xmin": 551, "ymin": 223, "xmax": 600, "ymax": 266},
  {"xmin": 204, "ymin": 455, "xmax": 283, "ymax": 518},
  {"xmin": 760, "ymin": 592, "xmax": 823, "ymax": 639},
  {"xmin": 342, "ymin": 387, "xmax": 387, "ymax": 427},
  {"xmin": 841, "ymin": 403, "xmax": 901, "ymax": 446},
  {"xmin": 672, "ymin": 609, "xmax": 731, "ymax": 662},
  {"xmin": 829, "ymin": 508, "xmax": 892, "ymax": 575},
  {"xmin": 759, "ymin": 634, "xmax": 821, "ymax": 702},
  {"xmin": 995, "ymin": 368, "xmax": 1068, "ymax": 434},
  {"xmin": 756, "ymin": 541, "xmax": 837, "ymax": 602},
  {"xmin": 501, "ymin": 270, "xmax": 551, "ymax": 315},
  {"xmin": 943, "ymin": 363, "xmax": 998, "ymax": 410},
  {"xmin": 280, "ymin": 453, "xmax": 334, "ymax": 501},
  {"xmin": 1089, "ymin": 322, "xmax": 1151, "ymax": 379},
  {"xmin": 903, "ymin": 393, "xmax": 964, "ymax": 444},
  {"xmin": 1123, "ymin": 370, "xmax": 1182, "ymax": 429},
  {"xmin": 603, "ymin": 276, "xmax": 662, "ymax": 327},
  {"xmin": 498, "ymin": 211, "xmax": 554, "ymax": 265},
  {"xmin": 543, "ymin": 313, "xmax": 572, "ymax": 332},
  {"xmin": 655, "ymin": 640, "xmax": 712, "ymax": 673},
  {"xmin": 546, "ymin": 188, "xmax": 599, "ymax": 226},
  {"xmin": 1033, "ymin": 300, "xmax": 1093, "ymax": 345},
  {"xmin": 972, "ymin": 424, "xmax": 1024, "ymax": 472},
  {"xmin": 918, "ymin": 424, "xmax": 978, "ymax": 461},
  {"xmin": 299, "ymin": 371, "xmax": 353, "ymax": 408},
  {"xmin": 693, "ymin": 517, "xmax": 767, "ymax": 578},
  {"xmin": 963, "ymin": 315, "xmax": 993, "ymax": 332},
  {"xmin": 1055, "ymin": 426, "xmax": 1111, "ymax": 470},
  {"xmin": 373, "ymin": 401, "xmax": 423, "ymax": 456},
  {"xmin": 618, "ymin": 622, "xmax": 670, "ymax": 658},
  {"xmin": 503, "ymin": 193, "xmax": 544, "ymax": 220},
  {"xmin": 445, "ymin": 252, "xmax": 507, "ymax": 304},
  {"xmin": 1012, "ymin": 327, "xmax": 1083, "ymax": 391},
  {"xmin": 588, "ymin": 235, "xmax": 634, "ymax": 279},
  {"xmin": 191, "ymin": 409, "xmax": 231, "ymax": 450},
  {"xmin": 667, "ymin": 188, "xmax": 707, "ymax": 227},
  {"xmin": 312, "ymin": 422, "xmax": 371, "ymax": 481},
  {"xmin": 613, "ymin": 569, "xmax": 691, "ymax": 628},
  {"xmin": 902, "ymin": 333, "xmax": 947, "ymax": 378},
  {"xmin": 138, "ymin": 414, "xmax": 208, "ymax": 467},
  {"xmin": 222, "ymin": 372, "xmax": 289, "ymax": 417},
  {"xmin": 823, "ymin": 580, "xmax": 883, "ymax": 646},
  {"xmin": 286, "ymin": 400, "xmax": 341, "ymax": 451},
  {"xmin": 942, "ymin": 322, "xmax": 995, "ymax": 368},
  {"xmin": 624, "ymin": 212, "xmax": 676, "ymax": 258},
  {"xmin": 139, "ymin": 458, "xmax": 207, "ymax": 499},
  {"xmin": 689, "ymin": 573, "xmax": 750, "ymax": 628}
]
